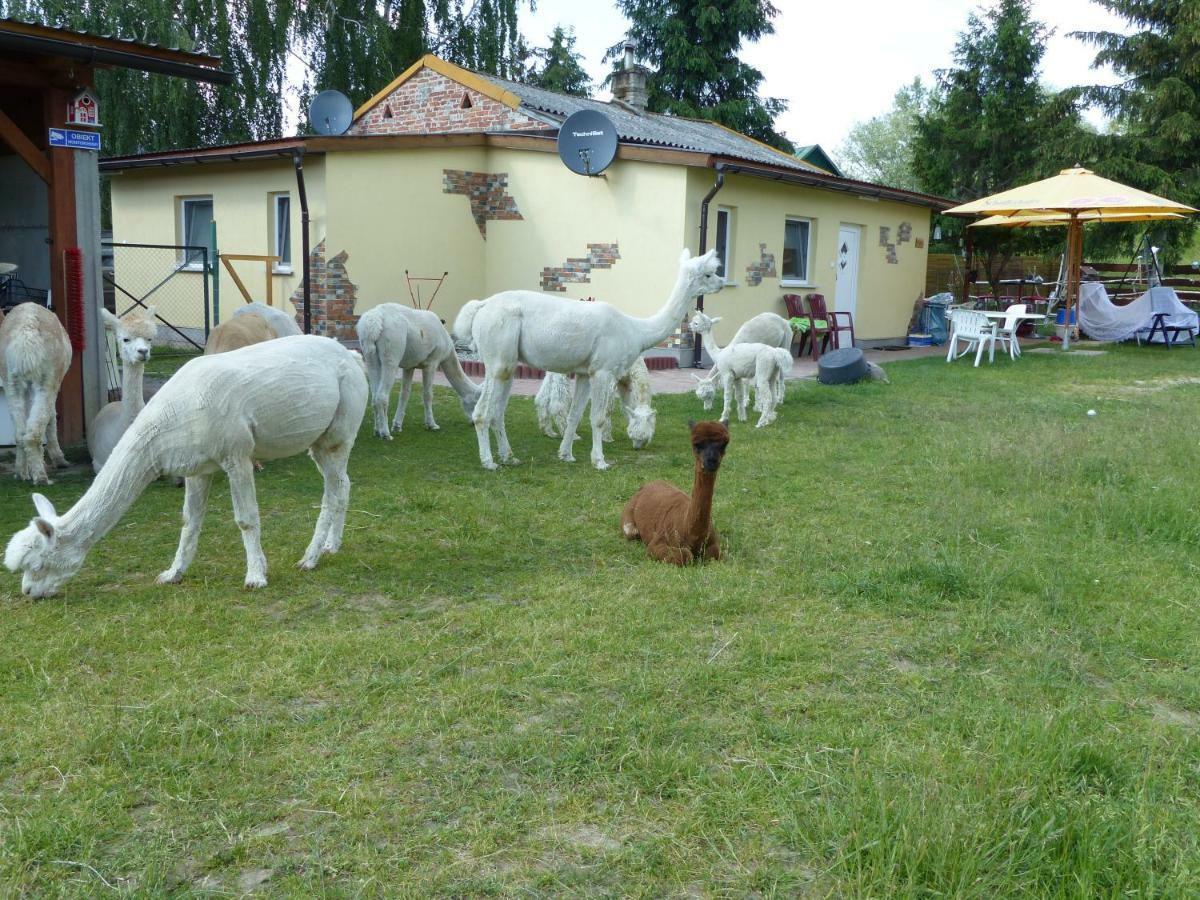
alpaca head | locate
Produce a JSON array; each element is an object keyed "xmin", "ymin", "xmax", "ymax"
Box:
[
  {"xmin": 692, "ymin": 374, "xmax": 716, "ymax": 411},
  {"xmin": 678, "ymin": 248, "xmax": 725, "ymax": 297},
  {"xmin": 626, "ymin": 403, "xmax": 656, "ymax": 449},
  {"xmin": 688, "ymin": 311, "xmax": 721, "ymax": 335},
  {"xmin": 103, "ymin": 306, "xmax": 156, "ymax": 365},
  {"xmin": 4, "ymin": 494, "xmax": 84, "ymax": 598},
  {"xmin": 688, "ymin": 419, "xmax": 730, "ymax": 473}
]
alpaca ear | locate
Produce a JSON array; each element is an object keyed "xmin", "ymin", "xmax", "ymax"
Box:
[
  {"xmin": 32, "ymin": 493, "xmax": 57, "ymax": 521},
  {"xmin": 34, "ymin": 517, "xmax": 55, "ymax": 541},
  {"xmin": 691, "ymin": 374, "xmax": 704, "ymax": 382},
  {"xmin": 100, "ymin": 308, "xmax": 120, "ymax": 330},
  {"xmin": 143, "ymin": 305, "xmax": 157, "ymax": 320},
  {"xmin": 711, "ymin": 316, "xmax": 723, "ymax": 324},
  {"xmin": 679, "ymin": 248, "xmax": 692, "ymax": 264},
  {"xmin": 687, "ymin": 419, "xmax": 696, "ymax": 430}
]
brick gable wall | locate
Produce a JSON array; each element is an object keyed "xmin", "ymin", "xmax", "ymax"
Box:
[{"xmin": 350, "ymin": 67, "xmax": 546, "ymax": 136}]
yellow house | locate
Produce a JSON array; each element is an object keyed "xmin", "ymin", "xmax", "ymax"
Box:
[{"xmin": 102, "ymin": 54, "xmax": 952, "ymax": 355}]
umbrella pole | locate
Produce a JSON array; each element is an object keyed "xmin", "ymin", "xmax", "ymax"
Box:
[{"xmin": 1063, "ymin": 213, "xmax": 1082, "ymax": 351}]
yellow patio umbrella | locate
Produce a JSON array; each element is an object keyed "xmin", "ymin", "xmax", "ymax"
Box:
[{"xmin": 945, "ymin": 166, "xmax": 1196, "ymax": 349}]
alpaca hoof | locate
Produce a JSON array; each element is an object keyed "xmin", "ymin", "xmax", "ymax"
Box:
[
  {"xmin": 296, "ymin": 557, "xmax": 318, "ymax": 571},
  {"xmin": 156, "ymin": 569, "xmax": 183, "ymax": 585},
  {"xmin": 481, "ymin": 460, "xmax": 499, "ymax": 471},
  {"xmin": 376, "ymin": 430, "xmax": 393, "ymax": 440},
  {"xmin": 558, "ymin": 451, "xmax": 576, "ymax": 463},
  {"xmin": 244, "ymin": 574, "xmax": 268, "ymax": 589},
  {"xmin": 425, "ymin": 423, "xmax": 440, "ymax": 431},
  {"xmin": 592, "ymin": 459, "xmax": 612, "ymax": 471},
  {"xmin": 500, "ymin": 456, "xmax": 521, "ymax": 466}
]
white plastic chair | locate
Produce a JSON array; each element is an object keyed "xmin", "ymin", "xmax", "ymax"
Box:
[
  {"xmin": 995, "ymin": 303, "xmax": 1027, "ymax": 360},
  {"xmin": 945, "ymin": 309, "xmax": 997, "ymax": 367}
]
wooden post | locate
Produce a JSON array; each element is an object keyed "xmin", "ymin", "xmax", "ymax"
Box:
[{"xmin": 1062, "ymin": 213, "xmax": 1082, "ymax": 351}]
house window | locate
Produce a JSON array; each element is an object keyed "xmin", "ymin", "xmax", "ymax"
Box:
[
  {"xmin": 271, "ymin": 193, "xmax": 292, "ymax": 272},
  {"xmin": 178, "ymin": 196, "xmax": 213, "ymax": 270},
  {"xmin": 782, "ymin": 217, "xmax": 813, "ymax": 284},
  {"xmin": 714, "ymin": 207, "xmax": 734, "ymax": 280}
]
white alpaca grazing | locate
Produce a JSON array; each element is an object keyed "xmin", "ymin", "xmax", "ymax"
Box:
[
  {"xmin": 232, "ymin": 301, "xmax": 303, "ymax": 337},
  {"xmin": 4, "ymin": 336, "xmax": 368, "ymax": 597},
  {"xmin": 356, "ymin": 303, "xmax": 481, "ymax": 438},
  {"xmin": 88, "ymin": 306, "xmax": 157, "ymax": 473},
  {"xmin": 534, "ymin": 357, "xmax": 656, "ymax": 449},
  {"xmin": 455, "ymin": 248, "xmax": 723, "ymax": 470},
  {"xmin": 691, "ymin": 334, "xmax": 790, "ymax": 427},
  {"xmin": 0, "ymin": 302, "xmax": 71, "ymax": 484},
  {"xmin": 691, "ymin": 310, "xmax": 790, "ymax": 403}
]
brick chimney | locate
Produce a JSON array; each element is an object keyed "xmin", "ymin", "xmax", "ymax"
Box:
[{"xmin": 611, "ymin": 40, "xmax": 648, "ymax": 113}]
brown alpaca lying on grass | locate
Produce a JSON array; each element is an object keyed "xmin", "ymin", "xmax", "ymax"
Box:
[{"xmin": 620, "ymin": 419, "xmax": 730, "ymax": 565}]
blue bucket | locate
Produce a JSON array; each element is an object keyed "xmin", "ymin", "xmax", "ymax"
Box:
[
  {"xmin": 907, "ymin": 332, "xmax": 933, "ymax": 347},
  {"xmin": 1055, "ymin": 308, "xmax": 1077, "ymax": 326}
]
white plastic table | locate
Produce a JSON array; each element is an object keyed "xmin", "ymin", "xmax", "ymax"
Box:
[{"xmin": 982, "ymin": 310, "xmax": 1046, "ymax": 357}]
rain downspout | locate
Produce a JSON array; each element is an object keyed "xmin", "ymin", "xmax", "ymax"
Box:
[
  {"xmin": 292, "ymin": 150, "xmax": 312, "ymax": 334},
  {"xmin": 694, "ymin": 166, "xmax": 727, "ymax": 366}
]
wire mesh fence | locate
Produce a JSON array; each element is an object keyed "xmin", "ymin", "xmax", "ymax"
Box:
[{"xmin": 103, "ymin": 242, "xmax": 211, "ymax": 350}]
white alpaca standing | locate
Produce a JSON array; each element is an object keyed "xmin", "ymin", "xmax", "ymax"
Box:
[
  {"xmin": 0, "ymin": 302, "xmax": 71, "ymax": 484},
  {"xmin": 88, "ymin": 306, "xmax": 157, "ymax": 473},
  {"xmin": 534, "ymin": 357, "xmax": 657, "ymax": 449},
  {"xmin": 4, "ymin": 336, "xmax": 368, "ymax": 597},
  {"xmin": 454, "ymin": 248, "xmax": 723, "ymax": 470},
  {"xmin": 356, "ymin": 303, "xmax": 481, "ymax": 438},
  {"xmin": 232, "ymin": 301, "xmax": 303, "ymax": 337},
  {"xmin": 692, "ymin": 310, "xmax": 791, "ymax": 427},
  {"xmin": 691, "ymin": 310, "xmax": 790, "ymax": 403}
]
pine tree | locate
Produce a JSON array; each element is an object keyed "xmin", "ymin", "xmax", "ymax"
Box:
[
  {"xmin": 527, "ymin": 26, "xmax": 591, "ymax": 97},
  {"xmin": 609, "ymin": 0, "xmax": 792, "ymax": 152}
]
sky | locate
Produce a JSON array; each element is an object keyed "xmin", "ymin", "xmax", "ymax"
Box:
[{"xmin": 520, "ymin": 0, "xmax": 1130, "ymax": 155}]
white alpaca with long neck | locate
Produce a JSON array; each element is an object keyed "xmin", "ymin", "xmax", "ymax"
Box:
[
  {"xmin": 5, "ymin": 335, "xmax": 368, "ymax": 598},
  {"xmin": 455, "ymin": 248, "xmax": 723, "ymax": 470},
  {"xmin": 356, "ymin": 303, "xmax": 481, "ymax": 438},
  {"xmin": 0, "ymin": 302, "xmax": 71, "ymax": 484},
  {"xmin": 535, "ymin": 357, "xmax": 656, "ymax": 449},
  {"xmin": 691, "ymin": 312, "xmax": 790, "ymax": 427},
  {"xmin": 88, "ymin": 306, "xmax": 157, "ymax": 473},
  {"xmin": 691, "ymin": 310, "xmax": 789, "ymax": 402}
]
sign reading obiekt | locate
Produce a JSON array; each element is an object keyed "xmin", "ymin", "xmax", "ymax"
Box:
[{"xmin": 48, "ymin": 128, "xmax": 101, "ymax": 152}]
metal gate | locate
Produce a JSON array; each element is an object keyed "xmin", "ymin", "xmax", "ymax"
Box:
[{"xmin": 102, "ymin": 241, "xmax": 211, "ymax": 349}]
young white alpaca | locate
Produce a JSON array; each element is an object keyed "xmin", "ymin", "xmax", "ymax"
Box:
[
  {"xmin": 691, "ymin": 314, "xmax": 792, "ymax": 427},
  {"xmin": 534, "ymin": 357, "xmax": 657, "ymax": 449},
  {"xmin": 88, "ymin": 306, "xmax": 157, "ymax": 473},
  {"xmin": 0, "ymin": 302, "xmax": 71, "ymax": 484},
  {"xmin": 454, "ymin": 248, "xmax": 723, "ymax": 470},
  {"xmin": 356, "ymin": 303, "xmax": 481, "ymax": 439},
  {"xmin": 691, "ymin": 310, "xmax": 790, "ymax": 402},
  {"xmin": 4, "ymin": 336, "xmax": 368, "ymax": 597},
  {"xmin": 232, "ymin": 301, "xmax": 303, "ymax": 337}
]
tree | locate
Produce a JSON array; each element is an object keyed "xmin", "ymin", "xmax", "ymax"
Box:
[
  {"xmin": 527, "ymin": 26, "xmax": 591, "ymax": 97},
  {"xmin": 913, "ymin": 0, "xmax": 1087, "ymax": 287},
  {"xmin": 608, "ymin": 0, "xmax": 792, "ymax": 152},
  {"xmin": 1071, "ymin": 1, "xmax": 1200, "ymax": 261},
  {"xmin": 836, "ymin": 78, "xmax": 929, "ymax": 191}
]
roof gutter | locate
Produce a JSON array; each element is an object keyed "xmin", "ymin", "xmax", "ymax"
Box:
[
  {"xmin": 711, "ymin": 161, "xmax": 955, "ymax": 211},
  {"xmin": 101, "ymin": 144, "xmax": 307, "ymax": 171},
  {"xmin": 0, "ymin": 30, "xmax": 234, "ymax": 84}
]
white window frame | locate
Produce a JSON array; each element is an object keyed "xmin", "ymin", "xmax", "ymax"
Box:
[
  {"xmin": 714, "ymin": 206, "xmax": 736, "ymax": 284},
  {"xmin": 177, "ymin": 195, "xmax": 213, "ymax": 272},
  {"xmin": 780, "ymin": 216, "xmax": 814, "ymax": 286},
  {"xmin": 271, "ymin": 192, "xmax": 293, "ymax": 274}
]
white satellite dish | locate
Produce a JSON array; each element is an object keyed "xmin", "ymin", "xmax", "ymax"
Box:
[{"xmin": 308, "ymin": 90, "xmax": 353, "ymax": 136}]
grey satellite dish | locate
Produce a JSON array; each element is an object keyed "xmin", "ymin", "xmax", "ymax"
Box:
[
  {"xmin": 557, "ymin": 109, "xmax": 618, "ymax": 176},
  {"xmin": 308, "ymin": 90, "xmax": 353, "ymax": 136}
]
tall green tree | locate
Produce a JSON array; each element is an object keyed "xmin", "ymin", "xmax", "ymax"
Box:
[
  {"xmin": 608, "ymin": 0, "xmax": 792, "ymax": 152},
  {"xmin": 1071, "ymin": 1, "xmax": 1200, "ymax": 260},
  {"xmin": 836, "ymin": 78, "xmax": 929, "ymax": 191},
  {"xmin": 527, "ymin": 26, "xmax": 591, "ymax": 96},
  {"xmin": 913, "ymin": 0, "xmax": 1086, "ymax": 285}
]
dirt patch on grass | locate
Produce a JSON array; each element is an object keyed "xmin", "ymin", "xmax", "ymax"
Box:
[
  {"xmin": 540, "ymin": 823, "xmax": 622, "ymax": 853},
  {"xmin": 1151, "ymin": 702, "xmax": 1200, "ymax": 728},
  {"xmin": 1074, "ymin": 375, "xmax": 1200, "ymax": 400}
]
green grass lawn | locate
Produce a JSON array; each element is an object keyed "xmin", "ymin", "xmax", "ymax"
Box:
[{"xmin": 3, "ymin": 344, "xmax": 1200, "ymax": 896}]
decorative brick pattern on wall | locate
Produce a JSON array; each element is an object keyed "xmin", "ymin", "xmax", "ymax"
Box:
[
  {"xmin": 289, "ymin": 240, "xmax": 360, "ymax": 341},
  {"xmin": 350, "ymin": 67, "xmax": 546, "ymax": 136},
  {"xmin": 879, "ymin": 222, "xmax": 912, "ymax": 265},
  {"xmin": 540, "ymin": 243, "xmax": 621, "ymax": 292},
  {"xmin": 442, "ymin": 169, "xmax": 523, "ymax": 238},
  {"xmin": 744, "ymin": 243, "xmax": 777, "ymax": 287}
]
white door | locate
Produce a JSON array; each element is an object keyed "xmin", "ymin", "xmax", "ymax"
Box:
[{"xmin": 835, "ymin": 224, "xmax": 861, "ymax": 319}]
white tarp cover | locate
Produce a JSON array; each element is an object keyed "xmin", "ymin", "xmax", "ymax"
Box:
[{"xmin": 1078, "ymin": 283, "xmax": 1198, "ymax": 343}]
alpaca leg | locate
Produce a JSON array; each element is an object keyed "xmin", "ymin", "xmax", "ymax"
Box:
[
  {"xmin": 6, "ymin": 380, "xmax": 29, "ymax": 480},
  {"xmin": 702, "ymin": 526, "xmax": 722, "ymax": 561},
  {"xmin": 22, "ymin": 385, "xmax": 54, "ymax": 485},
  {"xmin": 646, "ymin": 536, "xmax": 694, "ymax": 566},
  {"xmin": 157, "ymin": 473, "xmax": 214, "ymax": 584},
  {"xmin": 472, "ymin": 376, "xmax": 499, "ymax": 470},
  {"xmin": 298, "ymin": 444, "xmax": 352, "ymax": 569},
  {"xmin": 491, "ymin": 377, "xmax": 520, "ymax": 465},
  {"xmin": 223, "ymin": 457, "xmax": 268, "ymax": 588},
  {"xmin": 587, "ymin": 370, "xmax": 616, "ymax": 470},
  {"xmin": 558, "ymin": 375, "xmax": 591, "ymax": 463},
  {"xmin": 420, "ymin": 365, "xmax": 439, "ymax": 430},
  {"xmin": 720, "ymin": 373, "xmax": 735, "ymax": 424},
  {"xmin": 371, "ymin": 361, "xmax": 398, "ymax": 439},
  {"xmin": 736, "ymin": 379, "xmax": 750, "ymax": 422},
  {"xmin": 43, "ymin": 405, "xmax": 67, "ymax": 469},
  {"xmin": 393, "ymin": 369, "xmax": 415, "ymax": 433}
]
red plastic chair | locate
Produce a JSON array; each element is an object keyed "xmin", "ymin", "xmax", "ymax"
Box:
[
  {"xmin": 782, "ymin": 293, "xmax": 807, "ymax": 357},
  {"xmin": 807, "ymin": 293, "xmax": 856, "ymax": 352}
]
